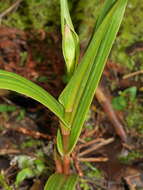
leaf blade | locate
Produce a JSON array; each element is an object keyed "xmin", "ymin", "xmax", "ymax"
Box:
[
  {"xmin": 95, "ymin": 0, "xmax": 116, "ymax": 30},
  {"xmin": 58, "ymin": 0, "xmax": 128, "ymax": 154},
  {"xmin": 44, "ymin": 173, "xmax": 78, "ymax": 190},
  {"xmin": 0, "ymin": 70, "xmax": 68, "ymax": 127}
]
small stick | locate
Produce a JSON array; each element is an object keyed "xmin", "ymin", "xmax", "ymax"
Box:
[
  {"xmin": 79, "ymin": 138, "xmax": 104, "ymax": 149},
  {"xmin": 78, "ymin": 138, "xmax": 86, "ymax": 144},
  {"xmin": 0, "ymin": 0, "xmax": 22, "ymax": 20},
  {"xmin": 123, "ymin": 70, "xmax": 143, "ymax": 79},
  {"xmin": 96, "ymin": 86, "xmax": 127, "ymax": 142},
  {"xmin": 74, "ymin": 159, "xmax": 83, "ymax": 176},
  {"xmin": 81, "ymin": 127, "xmax": 99, "ymax": 139},
  {"xmin": 122, "ymin": 143, "xmax": 134, "ymax": 151},
  {"xmin": 72, "ymin": 152, "xmax": 83, "ymax": 176},
  {"xmin": 78, "ymin": 138, "xmax": 114, "ymax": 157},
  {"xmin": 5, "ymin": 123, "xmax": 51, "ymax": 140},
  {"xmin": 78, "ymin": 157, "xmax": 108, "ymax": 162},
  {"xmin": 0, "ymin": 148, "xmax": 20, "ymax": 155}
]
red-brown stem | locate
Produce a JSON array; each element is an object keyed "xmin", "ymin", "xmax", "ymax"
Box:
[
  {"xmin": 61, "ymin": 131, "xmax": 71, "ymax": 175},
  {"xmin": 55, "ymin": 157, "xmax": 63, "ymax": 173},
  {"xmin": 63, "ymin": 155, "xmax": 70, "ymax": 175},
  {"xmin": 54, "ymin": 148, "xmax": 63, "ymax": 173},
  {"xmin": 55, "ymin": 123, "xmax": 71, "ymax": 175},
  {"xmin": 62, "ymin": 134, "xmax": 70, "ymax": 153}
]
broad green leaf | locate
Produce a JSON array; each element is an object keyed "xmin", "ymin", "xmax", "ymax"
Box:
[
  {"xmin": 60, "ymin": 0, "xmax": 79, "ymax": 76},
  {"xmin": 44, "ymin": 173, "xmax": 78, "ymax": 190},
  {"xmin": 58, "ymin": 0, "xmax": 128, "ymax": 154},
  {"xmin": 0, "ymin": 70, "xmax": 68, "ymax": 128}
]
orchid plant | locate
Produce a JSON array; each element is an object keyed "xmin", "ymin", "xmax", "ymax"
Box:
[{"xmin": 0, "ymin": 0, "xmax": 128, "ymax": 189}]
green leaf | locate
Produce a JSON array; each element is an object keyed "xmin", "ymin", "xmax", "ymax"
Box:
[
  {"xmin": 112, "ymin": 96, "xmax": 127, "ymax": 110},
  {"xmin": 112, "ymin": 86, "xmax": 137, "ymax": 110},
  {"xmin": 0, "ymin": 70, "xmax": 68, "ymax": 128},
  {"xmin": 123, "ymin": 86, "xmax": 137, "ymax": 102},
  {"xmin": 15, "ymin": 168, "xmax": 34, "ymax": 187},
  {"xmin": 44, "ymin": 173, "xmax": 78, "ymax": 190},
  {"xmin": 95, "ymin": 0, "xmax": 116, "ymax": 30},
  {"xmin": 0, "ymin": 172, "xmax": 12, "ymax": 190},
  {"xmin": 58, "ymin": 0, "xmax": 128, "ymax": 154},
  {"xmin": 34, "ymin": 159, "xmax": 45, "ymax": 174},
  {"xmin": 60, "ymin": 0, "xmax": 79, "ymax": 76},
  {"xmin": 0, "ymin": 104, "xmax": 16, "ymax": 112}
]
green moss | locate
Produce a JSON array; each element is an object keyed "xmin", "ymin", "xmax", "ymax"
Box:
[
  {"xmin": 126, "ymin": 100, "xmax": 143, "ymax": 134},
  {"xmin": 111, "ymin": 0, "xmax": 143, "ymax": 69},
  {"xmin": 0, "ymin": 0, "xmax": 60, "ymax": 31},
  {"xmin": 119, "ymin": 150, "xmax": 143, "ymax": 164},
  {"xmin": 72, "ymin": 0, "xmax": 143, "ymax": 71}
]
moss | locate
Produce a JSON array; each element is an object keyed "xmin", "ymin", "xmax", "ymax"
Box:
[
  {"xmin": 0, "ymin": 0, "xmax": 60, "ymax": 31},
  {"xmin": 126, "ymin": 100, "xmax": 143, "ymax": 134},
  {"xmin": 72, "ymin": 0, "xmax": 143, "ymax": 71},
  {"xmin": 119, "ymin": 150, "xmax": 143, "ymax": 164},
  {"xmin": 110, "ymin": 0, "xmax": 143, "ymax": 70}
]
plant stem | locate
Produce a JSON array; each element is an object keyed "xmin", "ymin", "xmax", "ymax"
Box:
[
  {"xmin": 60, "ymin": 114, "xmax": 71, "ymax": 154},
  {"xmin": 59, "ymin": 120, "xmax": 71, "ymax": 175},
  {"xmin": 63, "ymin": 155, "xmax": 70, "ymax": 175},
  {"xmin": 61, "ymin": 131, "xmax": 71, "ymax": 175}
]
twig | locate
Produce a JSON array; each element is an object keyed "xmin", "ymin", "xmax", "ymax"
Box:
[
  {"xmin": 5, "ymin": 123, "xmax": 51, "ymax": 140},
  {"xmin": 78, "ymin": 138, "xmax": 114, "ymax": 157},
  {"xmin": 72, "ymin": 152, "xmax": 83, "ymax": 177},
  {"xmin": 123, "ymin": 70, "xmax": 143, "ymax": 79},
  {"xmin": 78, "ymin": 138, "xmax": 86, "ymax": 144},
  {"xmin": 0, "ymin": 148, "xmax": 20, "ymax": 155},
  {"xmin": 95, "ymin": 86, "xmax": 127, "ymax": 142},
  {"xmin": 74, "ymin": 159, "xmax": 83, "ymax": 176},
  {"xmin": 79, "ymin": 138, "xmax": 104, "ymax": 149},
  {"xmin": 0, "ymin": 0, "xmax": 22, "ymax": 21},
  {"xmin": 78, "ymin": 157, "xmax": 108, "ymax": 162},
  {"xmin": 81, "ymin": 127, "xmax": 99, "ymax": 139},
  {"xmin": 122, "ymin": 143, "xmax": 134, "ymax": 151}
]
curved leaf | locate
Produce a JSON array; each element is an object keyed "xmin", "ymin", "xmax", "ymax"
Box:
[
  {"xmin": 0, "ymin": 70, "xmax": 68, "ymax": 127},
  {"xmin": 44, "ymin": 173, "xmax": 78, "ymax": 190}
]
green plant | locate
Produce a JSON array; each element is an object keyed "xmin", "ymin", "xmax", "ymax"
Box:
[
  {"xmin": 0, "ymin": 172, "xmax": 12, "ymax": 190},
  {"xmin": 0, "ymin": 0, "xmax": 128, "ymax": 189},
  {"xmin": 15, "ymin": 155, "xmax": 46, "ymax": 187},
  {"xmin": 112, "ymin": 86, "xmax": 137, "ymax": 110}
]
